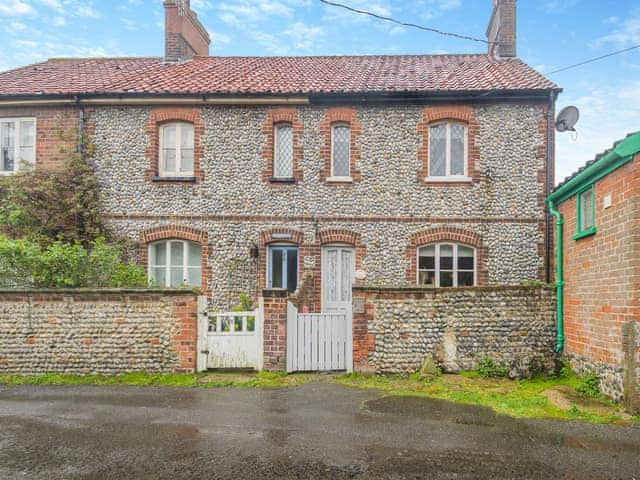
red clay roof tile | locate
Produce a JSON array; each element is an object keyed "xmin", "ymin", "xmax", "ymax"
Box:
[{"xmin": 0, "ymin": 55, "xmax": 558, "ymax": 97}]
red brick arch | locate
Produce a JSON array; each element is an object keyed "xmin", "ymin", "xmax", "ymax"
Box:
[
  {"xmin": 138, "ymin": 225, "xmax": 211, "ymax": 292},
  {"xmin": 261, "ymin": 108, "xmax": 304, "ymax": 184},
  {"xmin": 319, "ymin": 108, "xmax": 362, "ymax": 184},
  {"xmin": 406, "ymin": 226, "xmax": 487, "ymax": 285},
  {"xmin": 318, "ymin": 228, "xmax": 366, "ymax": 274},
  {"xmin": 145, "ymin": 108, "xmax": 205, "ymax": 183},
  {"xmin": 417, "ymin": 105, "xmax": 480, "ymax": 185},
  {"xmin": 258, "ymin": 228, "xmax": 305, "ymax": 292}
]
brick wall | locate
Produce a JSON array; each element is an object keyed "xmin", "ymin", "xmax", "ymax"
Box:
[
  {"xmin": 558, "ymin": 154, "xmax": 640, "ymax": 407},
  {"xmin": 0, "ymin": 106, "xmax": 80, "ymax": 170},
  {"xmin": 0, "ymin": 289, "xmax": 200, "ymax": 375},
  {"xmin": 352, "ymin": 285, "xmax": 557, "ymax": 377},
  {"xmin": 262, "ymin": 289, "xmax": 288, "ymax": 371}
]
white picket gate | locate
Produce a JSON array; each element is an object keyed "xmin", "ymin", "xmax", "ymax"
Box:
[
  {"xmin": 203, "ymin": 309, "xmax": 263, "ymax": 370},
  {"xmin": 286, "ymin": 302, "xmax": 352, "ymax": 373}
]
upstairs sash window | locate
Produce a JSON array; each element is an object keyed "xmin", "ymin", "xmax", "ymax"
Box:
[{"xmin": 1, "ymin": 118, "xmax": 35, "ymax": 174}]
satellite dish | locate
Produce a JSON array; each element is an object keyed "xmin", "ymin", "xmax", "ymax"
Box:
[{"xmin": 555, "ymin": 106, "xmax": 580, "ymax": 132}]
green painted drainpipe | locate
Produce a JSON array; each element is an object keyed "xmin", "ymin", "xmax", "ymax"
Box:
[{"xmin": 547, "ymin": 200, "xmax": 564, "ymax": 352}]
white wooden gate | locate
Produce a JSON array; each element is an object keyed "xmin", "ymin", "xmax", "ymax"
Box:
[
  {"xmin": 286, "ymin": 302, "xmax": 352, "ymax": 373},
  {"xmin": 205, "ymin": 309, "xmax": 263, "ymax": 370}
]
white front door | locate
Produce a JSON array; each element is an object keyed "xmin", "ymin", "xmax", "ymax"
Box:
[
  {"xmin": 322, "ymin": 245, "xmax": 355, "ymax": 315},
  {"xmin": 322, "ymin": 245, "xmax": 354, "ymax": 371}
]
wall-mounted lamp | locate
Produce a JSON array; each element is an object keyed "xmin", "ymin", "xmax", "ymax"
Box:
[{"xmin": 249, "ymin": 244, "xmax": 260, "ymax": 259}]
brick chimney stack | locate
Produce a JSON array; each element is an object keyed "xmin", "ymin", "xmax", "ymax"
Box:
[
  {"xmin": 486, "ymin": 0, "xmax": 516, "ymax": 59},
  {"xmin": 164, "ymin": 0, "xmax": 211, "ymax": 62}
]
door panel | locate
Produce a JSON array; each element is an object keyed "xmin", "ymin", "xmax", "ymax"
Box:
[{"xmin": 322, "ymin": 246, "xmax": 355, "ymax": 314}]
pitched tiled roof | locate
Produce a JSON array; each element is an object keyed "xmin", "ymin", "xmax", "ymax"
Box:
[{"xmin": 0, "ymin": 54, "xmax": 558, "ymax": 97}]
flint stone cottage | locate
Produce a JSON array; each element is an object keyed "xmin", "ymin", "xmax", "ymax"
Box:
[{"xmin": 0, "ymin": 0, "xmax": 562, "ymax": 375}]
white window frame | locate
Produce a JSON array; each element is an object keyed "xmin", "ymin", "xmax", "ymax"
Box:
[
  {"xmin": 0, "ymin": 117, "xmax": 36, "ymax": 175},
  {"xmin": 426, "ymin": 121, "xmax": 470, "ymax": 182},
  {"xmin": 159, "ymin": 122, "xmax": 194, "ymax": 177},
  {"xmin": 148, "ymin": 239, "xmax": 202, "ymax": 288},
  {"xmin": 328, "ymin": 122, "xmax": 352, "ymax": 182},
  {"xmin": 417, "ymin": 242, "xmax": 476, "ymax": 287},
  {"xmin": 273, "ymin": 122, "xmax": 293, "ymax": 179}
]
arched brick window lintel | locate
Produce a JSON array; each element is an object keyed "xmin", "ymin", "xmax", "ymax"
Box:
[
  {"xmin": 145, "ymin": 108, "xmax": 205, "ymax": 183},
  {"xmin": 406, "ymin": 226, "xmax": 487, "ymax": 285},
  {"xmin": 319, "ymin": 108, "xmax": 362, "ymax": 183},
  {"xmin": 262, "ymin": 108, "xmax": 304, "ymax": 184},
  {"xmin": 417, "ymin": 106, "xmax": 480, "ymax": 184},
  {"xmin": 138, "ymin": 225, "xmax": 211, "ymax": 292}
]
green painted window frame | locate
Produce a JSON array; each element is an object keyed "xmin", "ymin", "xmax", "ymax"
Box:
[{"xmin": 572, "ymin": 184, "xmax": 596, "ymax": 240}]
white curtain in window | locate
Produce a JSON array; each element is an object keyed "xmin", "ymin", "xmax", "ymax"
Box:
[{"xmin": 149, "ymin": 240, "xmax": 201, "ymax": 287}]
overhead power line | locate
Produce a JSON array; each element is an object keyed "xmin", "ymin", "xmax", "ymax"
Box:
[
  {"xmin": 318, "ymin": 0, "xmax": 488, "ymax": 44},
  {"xmin": 545, "ymin": 43, "xmax": 640, "ymax": 75}
]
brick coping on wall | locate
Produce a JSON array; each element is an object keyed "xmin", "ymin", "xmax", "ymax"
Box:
[
  {"xmin": 353, "ymin": 284, "xmax": 555, "ymax": 295},
  {"xmin": 0, "ymin": 288, "xmax": 201, "ymax": 296}
]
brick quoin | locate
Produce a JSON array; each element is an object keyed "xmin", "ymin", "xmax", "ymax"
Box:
[
  {"xmin": 417, "ymin": 106, "xmax": 481, "ymax": 185},
  {"xmin": 172, "ymin": 294, "xmax": 199, "ymax": 372},
  {"xmin": 145, "ymin": 108, "xmax": 205, "ymax": 184},
  {"xmin": 261, "ymin": 289, "xmax": 288, "ymax": 371},
  {"xmin": 261, "ymin": 108, "xmax": 304, "ymax": 184},
  {"xmin": 405, "ymin": 226, "xmax": 488, "ymax": 285},
  {"xmin": 558, "ymin": 154, "xmax": 639, "ymax": 408},
  {"xmin": 139, "ymin": 225, "xmax": 211, "ymax": 295},
  {"xmin": 319, "ymin": 108, "xmax": 362, "ymax": 184}
]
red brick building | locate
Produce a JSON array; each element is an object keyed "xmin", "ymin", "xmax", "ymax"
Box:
[{"xmin": 547, "ymin": 132, "xmax": 640, "ymax": 412}]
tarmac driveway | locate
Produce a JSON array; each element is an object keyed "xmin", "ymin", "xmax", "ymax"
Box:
[{"xmin": 0, "ymin": 383, "xmax": 639, "ymax": 479}]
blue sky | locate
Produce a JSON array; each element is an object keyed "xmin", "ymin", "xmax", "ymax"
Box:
[{"xmin": 1, "ymin": 0, "xmax": 639, "ymax": 183}]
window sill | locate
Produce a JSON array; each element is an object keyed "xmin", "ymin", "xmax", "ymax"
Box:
[
  {"xmin": 572, "ymin": 227, "xmax": 597, "ymax": 241},
  {"xmin": 424, "ymin": 176, "xmax": 472, "ymax": 183},
  {"xmin": 268, "ymin": 176, "xmax": 296, "ymax": 184},
  {"xmin": 151, "ymin": 176, "xmax": 196, "ymax": 183},
  {"xmin": 326, "ymin": 176, "xmax": 354, "ymax": 183}
]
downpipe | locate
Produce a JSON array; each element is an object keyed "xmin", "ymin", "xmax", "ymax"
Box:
[{"xmin": 547, "ymin": 200, "xmax": 564, "ymax": 353}]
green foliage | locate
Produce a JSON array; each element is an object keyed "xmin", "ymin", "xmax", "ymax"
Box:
[
  {"xmin": 555, "ymin": 360, "xmax": 573, "ymax": 379},
  {"xmin": 476, "ymin": 357, "xmax": 509, "ymax": 378},
  {"xmin": 0, "ymin": 235, "xmax": 147, "ymax": 288},
  {"xmin": 576, "ymin": 372, "xmax": 601, "ymax": 398},
  {"xmin": 231, "ymin": 293, "xmax": 254, "ymax": 312},
  {"xmin": 0, "ymin": 146, "xmax": 104, "ymax": 246}
]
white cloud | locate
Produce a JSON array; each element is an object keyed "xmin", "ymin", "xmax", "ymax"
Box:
[
  {"xmin": 120, "ymin": 17, "xmax": 143, "ymax": 31},
  {"xmin": 595, "ymin": 9, "xmax": 640, "ymax": 47},
  {"xmin": 542, "ymin": 0, "xmax": 579, "ymax": 14},
  {"xmin": 421, "ymin": 0, "xmax": 461, "ymax": 20},
  {"xmin": 0, "ymin": 0, "xmax": 36, "ymax": 16},
  {"xmin": 555, "ymin": 81, "xmax": 640, "ymax": 184},
  {"xmin": 191, "ymin": 0, "xmax": 214, "ymax": 10},
  {"xmin": 249, "ymin": 21, "xmax": 324, "ymax": 55},
  {"xmin": 74, "ymin": 5, "xmax": 101, "ymax": 19},
  {"xmin": 210, "ymin": 31, "xmax": 232, "ymax": 45},
  {"xmin": 286, "ymin": 21, "xmax": 324, "ymax": 51},
  {"xmin": 217, "ymin": 0, "xmax": 295, "ymax": 24}
]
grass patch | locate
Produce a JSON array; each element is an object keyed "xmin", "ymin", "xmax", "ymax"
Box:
[
  {"xmin": 0, "ymin": 371, "xmax": 310, "ymax": 389},
  {"xmin": 1, "ymin": 370, "xmax": 636, "ymax": 425},
  {"xmin": 334, "ymin": 370, "xmax": 631, "ymax": 425}
]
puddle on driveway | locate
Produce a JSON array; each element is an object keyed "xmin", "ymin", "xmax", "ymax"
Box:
[{"xmin": 365, "ymin": 395, "xmax": 500, "ymax": 427}]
